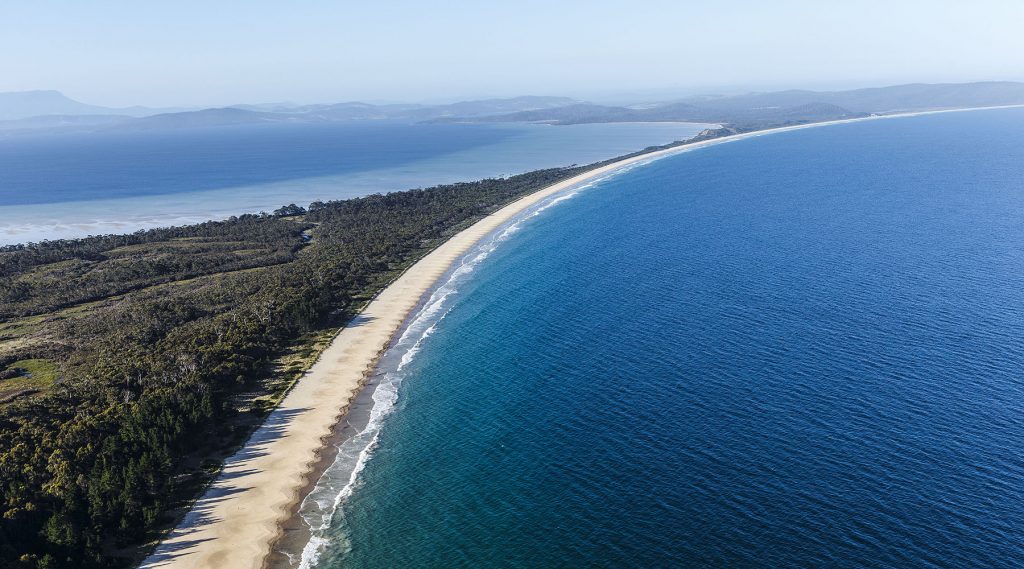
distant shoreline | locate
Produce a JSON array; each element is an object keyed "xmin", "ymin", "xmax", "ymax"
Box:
[
  {"xmin": 140, "ymin": 104, "xmax": 1024, "ymax": 569},
  {"xmin": 0, "ymin": 121, "xmax": 710, "ymax": 247}
]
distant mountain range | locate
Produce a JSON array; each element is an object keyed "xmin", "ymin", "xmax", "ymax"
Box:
[
  {"xmin": 437, "ymin": 82, "xmax": 1024, "ymax": 127},
  {"xmin": 230, "ymin": 96, "xmax": 580, "ymax": 121},
  {"xmin": 0, "ymin": 90, "xmax": 185, "ymax": 121},
  {"xmin": 1, "ymin": 82, "xmax": 1023, "ymax": 134},
  {"xmin": 0, "ymin": 93, "xmax": 581, "ymax": 133}
]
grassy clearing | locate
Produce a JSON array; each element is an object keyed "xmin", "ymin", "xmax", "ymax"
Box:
[
  {"xmin": 0, "ymin": 313, "xmax": 48, "ymax": 339},
  {"xmin": 0, "ymin": 358, "xmax": 57, "ymax": 402},
  {"xmin": 247, "ymin": 327, "xmax": 340, "ymax": 414},
  {"xmin": 105, "ymin": 239, "xmax": 251, "ymax": 256}
]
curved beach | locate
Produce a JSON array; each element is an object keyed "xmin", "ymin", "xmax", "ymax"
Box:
[
  {"xmin": 139, "ymin": 143, "xmax": 694, "ymax": 569},
  {"xmin": 140, "ymin": 106, "xmax": 1013, "ymax": 569}
]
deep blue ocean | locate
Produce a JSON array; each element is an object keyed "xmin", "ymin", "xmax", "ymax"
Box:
[{"xmin": 302, "ymin": 108, "xmax": 1024, "ymax": 568}]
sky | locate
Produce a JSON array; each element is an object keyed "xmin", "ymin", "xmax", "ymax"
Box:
[{"xmin": 2, "ymin": 0, "xmax": 1023, "ymax": 107}]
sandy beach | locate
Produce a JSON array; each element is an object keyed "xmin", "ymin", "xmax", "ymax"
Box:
[
  {"xmin": 139, "ymin": 142, "xmax": 691, "ymax": 569},
  {"xmin": 140, "ymin": 105, "xmax": 1019, "ymax": 569}
]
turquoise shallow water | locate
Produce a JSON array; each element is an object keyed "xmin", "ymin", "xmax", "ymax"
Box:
[{"xmin": 307, "ymin": 108, "xmax": 1024, "ymax": 568}]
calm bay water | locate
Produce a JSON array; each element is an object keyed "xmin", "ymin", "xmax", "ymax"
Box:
[
  {"xmin": 305, "ymin": 108, "xmax": 1024, "ymax": 568},
  {"xmin": 0, "ymin": 121, "xmax": 708, "ymax": 244}
]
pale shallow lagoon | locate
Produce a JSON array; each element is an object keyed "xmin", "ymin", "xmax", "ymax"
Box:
[{"xmin": 0, "ymin": 121, "xmax": 710, "ymax": 244}]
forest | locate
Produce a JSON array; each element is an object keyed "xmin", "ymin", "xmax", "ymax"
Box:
[{"xmin": 0, "ymin": 130, "xmax": 727, "ymax": 568}]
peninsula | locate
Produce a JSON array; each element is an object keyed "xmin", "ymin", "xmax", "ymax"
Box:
[
  {"xmin": 0, "ymin": 105, "xmax": 1018, "ymax": 569},
  {"xmin": 140, "ymin": 106, "xmax": 1014, "ymax": 569}
]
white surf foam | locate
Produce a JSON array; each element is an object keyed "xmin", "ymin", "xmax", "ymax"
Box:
[{"xmin": 290, "ymin": 178, "xmax": 611, "ymax": 568}]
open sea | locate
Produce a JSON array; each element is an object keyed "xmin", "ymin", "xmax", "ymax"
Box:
[
  {"xmin": 297, "ymin": 108, "xmax": 1024, "ymax": 568},
  {"xmin": 0, "ymin": 121, "xmax": 709, "ymax": 245}
]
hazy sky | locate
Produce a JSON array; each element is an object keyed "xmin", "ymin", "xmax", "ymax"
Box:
[{"xmin": 2, "ymin": 0, "xmax": 1023, "ymax": 107}]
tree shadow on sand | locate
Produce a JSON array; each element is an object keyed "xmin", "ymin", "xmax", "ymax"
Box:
[{"xmin": 141, "ymin": 406, "xmax": 313, "ymax": 566}]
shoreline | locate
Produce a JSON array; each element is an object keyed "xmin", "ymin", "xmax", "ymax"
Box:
[
  {"xmin": 0, "ymin": 121, "xmax": 712, "ymax": 247},
  {"xmin": 140, "ymin": 104, "xmax": 1023, "ymax": 569},
  {"xmin": 269, "ymin": 181, "xmax": 613, "ymax": 568}
]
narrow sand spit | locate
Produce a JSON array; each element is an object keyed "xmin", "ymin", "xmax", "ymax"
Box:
[{"xmin": 141, "ymin": 105, "xmax": 1020, "ymax": 569}]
